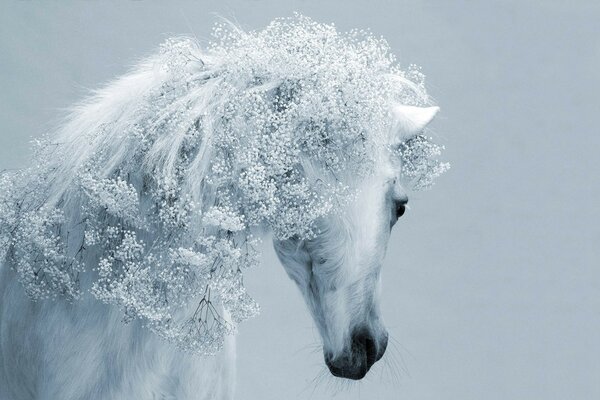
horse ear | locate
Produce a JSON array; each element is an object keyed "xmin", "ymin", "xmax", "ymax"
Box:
[{"xmin": 392, "ymin": 105, "xmax": 440, "ymax": 139}]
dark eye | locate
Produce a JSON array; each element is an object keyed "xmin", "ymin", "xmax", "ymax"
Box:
[
  {"xmin": 396, "ymin": 204, "xmax": 406, "ymax": 219},
  {"xmin": 393, "ymin": 196, "xmax": 408, "ymax": 222}
]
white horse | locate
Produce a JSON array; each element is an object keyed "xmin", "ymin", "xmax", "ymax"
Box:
[{"xmin": 0, "ymin": 16, "xmax": 444, "ymax": 400}]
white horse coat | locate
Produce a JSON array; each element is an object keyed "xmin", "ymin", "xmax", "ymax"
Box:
[{"xmin": 0, "ymin": 264, "xmax": 236, "ymax": 400}]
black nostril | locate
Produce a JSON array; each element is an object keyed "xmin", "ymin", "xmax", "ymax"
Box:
[
  {"xmin": 364, "ymin": 335, "xmax": 377, "ymax": 366},
  {"xmin": 352, "ymin": 330, "xmax": 378, "ymax": 369}
]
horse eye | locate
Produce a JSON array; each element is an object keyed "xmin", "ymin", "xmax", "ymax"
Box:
[
  {"xmin": 393, "ymin": 196, "xmax": 408, "ymax": 221},
  {"xmin": 396, "ymin": 204, "xmax": 406, "ymax": 219}
]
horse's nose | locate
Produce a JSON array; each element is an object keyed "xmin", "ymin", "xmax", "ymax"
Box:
[{"xmin": 324, "ymin": 328, "xmax": 388, "ymax": 380}]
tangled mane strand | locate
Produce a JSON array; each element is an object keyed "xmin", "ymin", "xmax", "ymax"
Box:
[{"xmin": 0, "ymin": 14, "xmax": 446, "ymax": 354}]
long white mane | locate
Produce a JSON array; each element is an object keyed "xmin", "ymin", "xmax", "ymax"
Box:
[{"xmin": 0, "ymin": 14, "xmax": 448, "ymax": 355}]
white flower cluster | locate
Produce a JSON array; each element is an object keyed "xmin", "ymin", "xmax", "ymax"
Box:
[
  {"xmin": 0, "ymin": 15, "xmax": 447, "ymax": 354},
  {"xmin": 12, "ymin": 206, "xmax": 83, "ymax": 300},
  {"xmin": 80, "ymin": 174, "xmax": 142, "ymax": 226},
  {"xmin": 0, "ymin": 172, "xmax": 18, "ymax": 261},
  {"xmin": 397, "ymin": 135, "xmax": 451, "ymax": 190}
]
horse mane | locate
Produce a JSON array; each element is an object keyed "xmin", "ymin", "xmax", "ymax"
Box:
[
  {"xmin": 47, "ymin": 38, "xmax": 219, "ymax": 209},
  {"xmin": 0, "ymin": 14, "xmax": 442, "ymax": 354}
]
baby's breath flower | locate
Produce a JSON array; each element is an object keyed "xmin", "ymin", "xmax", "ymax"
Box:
[{"xmin": 0, "ymin": 14, "xmax": 447, "ymax": 355}]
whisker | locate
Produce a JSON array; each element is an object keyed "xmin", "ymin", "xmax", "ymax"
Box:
[
  {"xmin": 292, "ymin": 341, "xmax": 322, "ymax": 357},
  {"xmin": 388, "ymin": 335, "xmax": 413, "ymax": 377}
]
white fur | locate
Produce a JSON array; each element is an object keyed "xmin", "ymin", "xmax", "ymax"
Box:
[
  {"xmin": 0, "ymin": 261, "xmax": 236, "ymax": 400},
  {"xmin": 274, "ymin": 164, "xmax": 397, "ymax": 356}
]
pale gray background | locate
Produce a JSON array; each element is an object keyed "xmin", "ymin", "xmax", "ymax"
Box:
[{"xmin": 1, "ymin": 1, "xmax": 598, "ymax": 399}]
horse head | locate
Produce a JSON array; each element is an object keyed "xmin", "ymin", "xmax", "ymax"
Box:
[{"xmin": 274, "ymin": 105, "xmax": 439, "ymax": 379}]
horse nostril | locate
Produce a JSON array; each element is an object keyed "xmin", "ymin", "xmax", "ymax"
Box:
[
  {"xmin": 351, "ymin": 329, "xmax": 379, "ymax": 369},
  {"xmin": 364, "ymin": 335, "xmax": 377, "ymax": 366}
]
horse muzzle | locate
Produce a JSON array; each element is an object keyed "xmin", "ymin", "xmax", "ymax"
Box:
[{"xmin": 324, "ymin": 326, "xmax": 388, "ymax": 380}]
